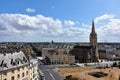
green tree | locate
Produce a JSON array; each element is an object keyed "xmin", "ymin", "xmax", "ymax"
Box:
[
  {"xmin": 30, "ymin": 44, "xmax": 42, "ymax": 56},
  {"xmin": 118, "ymin": 62, "xmax": 120, "ymax": 68},
  {"xmin": 112, "ymin": 62, "xmax": 117, "ymax": 67},
  {"xmin": 65, "ymin": 75, "xmax": 78, "ymax": 80}
]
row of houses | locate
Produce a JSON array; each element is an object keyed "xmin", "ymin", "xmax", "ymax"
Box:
[{"xmin": 98, "ymin": 44, "xmax": 120, "ymax": 60}]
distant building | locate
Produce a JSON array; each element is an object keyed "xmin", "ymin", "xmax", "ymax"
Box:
[
  {"xmin": 70, "ymin": 20, "xmax": 99, "ymax": 63},
  {"xmin": 98, "ymin": 44, "xmax": 120, "ymax": 60},
  {"xmin": 42, "ymin": 48, "xmax": 75, "ymax": 64},
  {"xmin": 0, "ymin": 43, "xmax": 7, "ymax": 49},
  {"xmin": 98, "ymin": 49, "xmax": 107, "ymax": 59}
]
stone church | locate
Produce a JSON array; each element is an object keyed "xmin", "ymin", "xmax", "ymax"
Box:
[
  {"xmin": 70, "ymin": 20, "xmax": 99, "ymax": 63},
  {"xmin": 41, "ymin": 20, "xmax": 99, "ymax": 64}
]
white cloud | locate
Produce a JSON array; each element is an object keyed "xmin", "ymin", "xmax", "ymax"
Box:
[
  {"xmin": 26, "ymin": 8, "xmax": 35, "ymax": 13},
  {"xmin": 81, "ymin": 23, "xmax": 90, "ymax": 28},
  {"xmin": 94, "ymin": 14, "xmax": 120, "ymax": 42},
  {"xmin": 0, "ymin": 14, "xmax": 63, "ymax": 37},
  {"xmin": 0, "ymin": 13, "xmax": 89, "ymax": 42},
  {"xmin": 64, "ymin": 20, "xmax": 75, "ymax": 27},
  {"xmin": 0, "ymin": 13, "xmax": 120, "ymax": 42},
  {"xmin": 95, "ymin": 14, "xmax": 114, "ymax": 23}
]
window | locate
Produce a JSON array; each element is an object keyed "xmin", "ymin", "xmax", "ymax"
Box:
[
  {"xmin": 11, "ymin": 70, "xmax": 14, "ymax": 73},
  {"xmin": 3, "ymin": 72, "xmax": 7, "ymax": 75},
  {"xmin": 26, "ymin": 71, "xmax": 28, "ymax": 75},
  {"xmin": 17, "ymin": 68, "xmax": 20, "ymax": 71},
  {"xmin": 17, "ymin": 74, "xmax": 20, "ymax": 79},
  {"xmin": 22, "ymin": 73, "xmax": 24, "ymax": 77},
  {"xmin": 11, "ymin": 76, "xmax": 14, "ymax": 80},
  {"xmin": 26, "ymin": 65, "xmax": 29, "ymax": 68},
  {"xmin": 22, "ymin": 67, "xmax": 24, "ymax": 70}
]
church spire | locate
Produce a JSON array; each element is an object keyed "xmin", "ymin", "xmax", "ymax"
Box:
[
  {"xmin": 90, "ymin": 20, "xmax": 99, "ymax": 62},
  {"xmin": 91, "ymin": 20, "xmax": 96, "ymax": 34},
  {"xmin": 90, "ymin": 20, "xmax": 97, "ymax": 46}
]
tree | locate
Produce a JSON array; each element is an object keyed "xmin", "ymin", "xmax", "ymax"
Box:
[
  {"xmin": 45, "ymin": 56, "xmax": 51, "ymax": 65},
  {"xmin": 118, "ymin": 62, "xmax": 120, "ymax": 68},
  {"xmin": 65, "ymin": 75, "xmax": 78, "ymax": 80},
  {"xmin": 112, "ymin": 62, "xmax": 117, "ymax": 67},
  {"xmin": 30, "ymin": 44, "xmax": 42, "ymax": 56}
]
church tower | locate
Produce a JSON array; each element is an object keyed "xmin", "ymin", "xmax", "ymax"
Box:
[{"xmin": 90, "ymin": 20, "xmax": 99, "ymax": 62}]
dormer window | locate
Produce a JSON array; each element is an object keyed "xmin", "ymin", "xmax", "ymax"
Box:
[
  {"xmin": 0, "ymin": 60, "xmax": 4, "ymax": 67},
  {"xmin": 17, "ymin": 61, "xmax": 19, "ymax": 65},
  {"xmin": 3, "ymin": 53, "xmax": 6, "ymax": 56},
  {"xmin": 13, "ymin": 62, "xmax": 16, "ymax": 66},
  {"xmin": 11, "ymin": 59, "xmax": 13, "ymax": 65},
  {"xmin": 21, "ymin": 60, "xmax": 23, "ymax": 64},
  {"xmin": 3, "ymin": 63, "xmax": 8, "ymax": 68},
  {"xmin": 23, "ymin": 57, "xmax": 26, "ymax": 61},
  {"xmin": 25, "ymin": 59, "xmax": 27, "ymax": 63}
]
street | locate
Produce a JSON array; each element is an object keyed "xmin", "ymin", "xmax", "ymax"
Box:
[{"xmin": 39, "ymin": 65, "xmax": 64, "ymax": 80}]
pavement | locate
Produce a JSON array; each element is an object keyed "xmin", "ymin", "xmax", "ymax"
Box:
[
  {"xmin": 39, "ymin": 65, "xmax": 64, "ymax": 80},
  {"xmin": 76, "ymin": 61, "xmax": 120, "ymax": 68},
  {"xmin": 38, "ymin": 61, "xmax": 120, "ymax": 80}
]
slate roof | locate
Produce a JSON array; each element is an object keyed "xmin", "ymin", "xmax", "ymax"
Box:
[
  {"xmin": 73, "ymin": 45, "xmax": 92, "ymax": 49},
  {"xmin": 0, "ymin": 51, "xmax": 28, "ymax": 71}
]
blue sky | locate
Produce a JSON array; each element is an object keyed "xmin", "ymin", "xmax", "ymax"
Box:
[{"xmin": 0, "ymin": 0, "xmax": 120, "ymax": 42}]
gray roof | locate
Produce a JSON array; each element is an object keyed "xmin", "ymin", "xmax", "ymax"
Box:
[
  {"xmin": 29, "ymin": 59, "xmax": 38, "ymax": 68},
  {"xmin": 0, "ymin": 51, "xmax": 28, "ymax": 71}
]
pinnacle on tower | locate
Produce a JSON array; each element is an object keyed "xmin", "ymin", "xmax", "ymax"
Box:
[{"xmin": 91, "ymin": 20, "xmax": 96, "ymax": 34}]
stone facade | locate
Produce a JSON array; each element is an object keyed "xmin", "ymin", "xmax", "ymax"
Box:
[
  {"xmin": 0, "ymin": 51, "xmax": 39, "ymax": 80},
  {"xmin": 69, "ymin": 20, "xmax": 99, "ymax": 63},
  {"xmin": 69, "ymin": 45, "xmax": 92, "ymax": 63},
  {"xmin": 42, "ymin": 48, "xmax": 75, "ymax": 64}
]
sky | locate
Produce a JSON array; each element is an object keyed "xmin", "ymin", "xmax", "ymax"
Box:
[{"xmin": 0, "ymin": 0, "xmax": 120, "ymax": 42}]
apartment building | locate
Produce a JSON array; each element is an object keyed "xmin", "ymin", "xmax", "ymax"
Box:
[
  {"xmin": 0, "ymin": 51, "xmax": 29, "ymax": 80},
  {"xmin": 29, "ymin": 59, "xmax": 39, "ymax": 80},
  {"xmin": 0, "ymin": 51, "xmax": 39, "ymax": 80}
]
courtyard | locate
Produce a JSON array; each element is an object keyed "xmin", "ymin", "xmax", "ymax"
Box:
[{"xmin": 57, "ymin": 67, "xmax": 120, "ymax": 80}]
